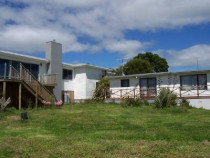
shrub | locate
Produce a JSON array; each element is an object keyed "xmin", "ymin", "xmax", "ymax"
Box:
[
  {"xmin": 143, "ymin": 99, "xmax": 150, "ymax": 106},
  {"xmin": 121, "ymin": 98, "xmax": 143, "ymax": 107},
  {"xmin": 92, "ymin": 77, "xmax": 110, "ymax": 102},
  {"xmin": 155, "ymin": 88, "xmax": 177, "ymax": 108},
  {"xmin": 180, "ymin": 98, "xmax": 191, "ymax": 108}
]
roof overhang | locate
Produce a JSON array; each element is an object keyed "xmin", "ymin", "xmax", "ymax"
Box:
[
  {"xmin": 0, "ymin": 50, "xmax": 49, "ymax": 64},
  {"xmin": 108, "ymin": 69, "xmax": 210, "ymax": 80},
  {"xmin": 62, "ymin": 63, "xmax": 109, "ymax": 71}
]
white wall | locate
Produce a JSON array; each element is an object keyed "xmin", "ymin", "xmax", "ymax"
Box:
[
  {"xmin": 61, "ymin": 67, "xmax": 104, "ymax": 100},
  {"xmin": 73, "ymin": 67, "xmax": 87, "ymax": 100},
  {"xmin": 86, "ymin": 67, "xmax": 103, "ymax": 98},
  {"xmin": 39, "ymin": 62, "xmax": 48, "ymax": 75},
  {"xmin": 188, "ymin": 99, "xmax": 210, "ymax": 110}
]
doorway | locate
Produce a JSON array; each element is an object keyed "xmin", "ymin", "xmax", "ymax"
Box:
[{"xmin": 62, "ymin": 91, "xmax": 74, "ymax": 104}]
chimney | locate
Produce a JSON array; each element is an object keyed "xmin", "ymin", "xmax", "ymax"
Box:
[{"xmin": 46, "ymin": 41, "xmax": 62, "ymax": 100}]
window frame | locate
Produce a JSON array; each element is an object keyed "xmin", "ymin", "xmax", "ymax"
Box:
[
  {"xmin": 121, "ymin": 79, "xmax": 130, "ymax": 87},
  {"xmin": 140, "ymin": 78, "xmax": 157, "ymax": 97},
  {"xmin": 180, "ymin": 74, "xmax": 207, "ymax": 91},
  {"xmin": 63, "ymin": 69, "xmax": 73, "ymax": 80}
]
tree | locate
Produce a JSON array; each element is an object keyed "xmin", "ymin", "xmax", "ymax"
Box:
[
  {"xmin": 111, "ymin": 66, "xmax": 124, "ymax": 76},
  {"xmin": 92, "ymin": 77, "xmax": 110, "ymax": 101},
  {"xmin": 135, "ymin": 52, "xmax": 169, "ymax": 72},
  {"xmin": 124, "ymin": 58, "xmax": 153, "ymax": 75}
]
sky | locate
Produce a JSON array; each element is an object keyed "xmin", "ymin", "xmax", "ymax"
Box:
[{"xmin": 0, "ymin": 0, "xmax": 210, "ymax": 71}]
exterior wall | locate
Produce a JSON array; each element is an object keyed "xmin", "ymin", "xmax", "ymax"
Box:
[
  {"xmin": 61, "ymin": 67, "xmax": 104, "ymax": 100},
  {"xmin": 62, "ymin": 68, "xmax": 74, "ymax": 91},
  {"xmin": 85, "ymin": 67, "xmax": 103, "ymax": 98},
  {"xmin": 39, "ymin": 63, "xmax": 48, "ymax": 75},
  {"xmin": 73, "ymin": 68, "xmax": 87, "ymax": 100},
  {"xmin": 188, "ymin": 99, "xmax": 210, "ymax": 110}
]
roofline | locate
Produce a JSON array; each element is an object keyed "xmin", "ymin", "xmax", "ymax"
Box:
[
  {"xmin": 0, "ymin": 50, "xmax": 110, "ymax": 70},
  {"xmin": 62, "ymin": 63, "xmax": 109, "ymax": 71},
  {"xmin": 108, "ymin": 69, "xmax": 210, "ymax": 80},
  {"xmin": 0, "ymin": 50, "xmax": 49, "ymax": 63}
]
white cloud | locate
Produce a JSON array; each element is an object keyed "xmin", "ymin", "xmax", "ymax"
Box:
[
  {"xmin": 104, "ymin": 40, "xmax": 150, "ymax": 58},
  {"xmin": 166, "ymin": 44, "xmax": 210, "ymax": 67},
  {"xmin": 0, "ymin": 0, "xmax": 210, "ymax": 57},
  {"xmin": 0, "ymin": 26, "xmax": 88, "ymax": 53}
]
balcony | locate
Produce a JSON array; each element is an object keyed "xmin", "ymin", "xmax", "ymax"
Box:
[{"xmin": 39, "ymin": 74, "xmax": 57, "ymax": 86}]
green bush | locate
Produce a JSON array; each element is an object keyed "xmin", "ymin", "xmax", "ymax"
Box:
[
  {"xmin": 143, "ymin": 99, "xmax": 150, "ymax": 106},
  {"xmin": 180, "ymin": 99, "xmax": 191, "ymax": 108},
  {"xmin": 121, "ymin": 98, "xmax": 143, "ymax": 107},
  {"xmin": 155, "ymin": 88, "xmax": 177, "ymax": 108},
  {"xmin": 92, "ymin": 77, "xmax": 110, "ymax": 102}
]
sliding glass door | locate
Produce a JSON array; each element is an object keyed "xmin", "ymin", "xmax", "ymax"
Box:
[{"xmin": 140, "ymin": 78, "xmax": 157, "ymax": 97}]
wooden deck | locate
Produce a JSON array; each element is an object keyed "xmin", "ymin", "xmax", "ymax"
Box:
[
  {"xmin": 108, "ymin": 86, "xmax": 210, "ymax": 100},
  {"xmin": 0, "ymin": 64, "xmax": 55, "ymax": 110}
]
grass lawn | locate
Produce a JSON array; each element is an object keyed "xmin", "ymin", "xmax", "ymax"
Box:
[{"xmin": 0, "ymin": 103, "xmax": 210, "ymax": 157}]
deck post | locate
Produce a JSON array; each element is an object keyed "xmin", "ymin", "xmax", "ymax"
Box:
[
  {"xmin": 4, "ymin": 63, "xmax": 7, "ymax": 79},
  {"xmin": 134, "ymin": 89, "xmax": 135, "ymax": 99},
  {"xmin": 19, "ymin": 83, "xmax": 22, "ymax": 110},
  {"xmin": 197, "ymin": 85, "xmax": 199, "ymax": 97},
  {"xmin": 120, "ymin": 90, "xmax": 122, "ymax": 98},
  {"xmin": 35, "ymin": 81, "xmax": 38, "ymax": 108},
  {"xmin": 9, "ymin": 65, "xmax": 12, "ymax": 79},
  {"xmin": 20, "ymin": 64, "xmax": 22, "ymax": 80},
  {"xmin": 3, "ymin": 82, "xmax": 6, "ymax": 99}
]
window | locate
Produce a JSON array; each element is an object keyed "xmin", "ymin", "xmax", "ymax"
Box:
[
  {"xmin": 63, "ymin": 69, "xmax": 73, "ymax": 80},
  {"xmin": 121, "ymin": 79, "xmax": 129, "ymax": 87},
  {"xmin": 22, "ymin": 63, "xmax": 39, "ymax": 79},
  {"xmin": 30, "ymin": 64, "xmax": 39, "ymax": 79},
  {"xmin": 180, "ymin": 74, "xmax": 207, "ymax": 90},
  {"xmin": 0, "ymin": 59, "xmax": 10, "ymax": 78}
]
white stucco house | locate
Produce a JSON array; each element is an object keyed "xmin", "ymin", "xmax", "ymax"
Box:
[
  {"xmin": 108, "ymin": 71, "xmax": 210, "ymax": 109},
  {"xmin": 0, "ymin": 41, "xmax": 108, "ymax": 108}
]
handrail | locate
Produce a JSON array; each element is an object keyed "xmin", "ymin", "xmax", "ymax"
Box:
[{"xmin": 20, "ymin": 63, "xmax": 54, "ymax": 101}]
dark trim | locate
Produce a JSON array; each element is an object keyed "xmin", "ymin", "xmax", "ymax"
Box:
[
  {"xmin": 121, "ymin": 79, "xmax": 130, "ymax": 87},
  {"xmin": 180, "ymin": 74, "xmax": 207, "ymax": 91},
  {"xmin": 139, "ymin": 77, "xmax": 157, "ymax": 97}
]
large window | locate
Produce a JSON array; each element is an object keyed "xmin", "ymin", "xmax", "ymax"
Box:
[
  {"xmin": 0, "ymin": 59, "xmax": 39, "ymax": 79},
  {"xmin": 0, "ymin": 59, "xmax": 10, "ymax": 78},
  {"xmin": 121, "ymin": 79, "xmax": 129, "ymax": 87},
  {"xmin": 22, "ymin": 63, "xmax": 39, "ymax": 79},
  {"xmin": 63, "ymin": 69, "xmax": 73, "ymax": 80},
  {"xmin": 180, "ymin": 74, "xmax": 207, "ymax": 90}
]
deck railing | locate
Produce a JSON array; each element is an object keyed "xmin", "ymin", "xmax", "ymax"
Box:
[
  {"xmin": 9, "ymin": 65, "xmax": 20, "ymax": 79},
  {"xmin": 109, "ymin": 85, "xmax": 210, "ymax": 99},
  {"xmin": 39, "ymin": 74, "xmax": 57, "ymax": 86}
]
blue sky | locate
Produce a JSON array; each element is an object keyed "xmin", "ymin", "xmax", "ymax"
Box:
[{"xmin": 0, "ymin": 0, "xmax": 210, "ymax": 71}]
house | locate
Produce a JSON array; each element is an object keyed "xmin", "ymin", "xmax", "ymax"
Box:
[
  {"xmin": 108, "ymin": 70, "xmax": 210, "ymax": 109},
  {"xmin": 0, "ymin": 41, "xmax": 108, "ymax": 109}
]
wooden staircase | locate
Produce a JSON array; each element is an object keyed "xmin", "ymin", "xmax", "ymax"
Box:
[{"xmin": 9, "ymin": 64, "xmax": 54, "ymax": 108}]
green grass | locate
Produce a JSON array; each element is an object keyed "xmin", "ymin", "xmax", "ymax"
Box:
[{"xmin": 0, "ymin": 104, "xmax": 210, "ymax": 157}]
